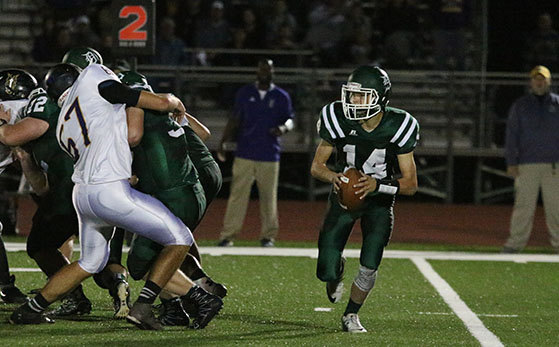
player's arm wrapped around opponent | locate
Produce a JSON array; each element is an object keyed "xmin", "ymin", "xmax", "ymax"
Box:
[
  {"xmin": 98, "ymin": 80, "xmax": 186, "ymax": 120},
  {"xmin": 13, "ymin": 146, "xmax": 49, "ymax": 195}
]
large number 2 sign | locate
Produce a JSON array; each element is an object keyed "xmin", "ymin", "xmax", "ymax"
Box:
[{"xmin": 118, "ymin": 6, "xmax": 147, "ymax": 41}]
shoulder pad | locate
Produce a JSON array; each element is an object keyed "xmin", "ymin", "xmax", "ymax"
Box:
[{"xmin": 28, "ymin": 87, "xmax": 47, "ymax": 100}]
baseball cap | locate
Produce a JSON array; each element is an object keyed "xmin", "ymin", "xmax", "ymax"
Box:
[{"xmin": 530, "ymin": 65, "xmax": 551, "ymax": 80}]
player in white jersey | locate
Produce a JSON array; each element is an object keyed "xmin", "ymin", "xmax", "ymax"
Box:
[
  {"xmin": 0, "ymin": 69, "xmax": 37, "ymax": 303},
  {"xmin": 9, "ymin": 63, "xmax": 196, "ymax": 330}
]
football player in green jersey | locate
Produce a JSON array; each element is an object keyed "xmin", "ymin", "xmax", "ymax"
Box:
[
  {"xmin": 121, "ymin": 71, "xmax": 225, "ymax": 329},
  {"xmin": 0, "ymin": 81, "xmax": 97, "ymax": 316},
  {"xmin": 310, "ymin": 66, "xmax": 419, "ymax": 333}
]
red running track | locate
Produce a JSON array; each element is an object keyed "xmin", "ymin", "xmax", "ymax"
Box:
[
  {"xmin": 195, "ymin": 199, "xmax": 552, "ymax": 247},
  {"xmin": 14, "ymin": 196, "xmax": 552, "ymax": 248}
]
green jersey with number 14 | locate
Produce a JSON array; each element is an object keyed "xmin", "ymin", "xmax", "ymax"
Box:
[{"xmin": 317, "ymin": 101, "xmax": 419, "ymax": 180}]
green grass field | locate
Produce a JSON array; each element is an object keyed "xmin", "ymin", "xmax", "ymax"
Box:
[{"xmin": 1, "ymin": 240, "xmax": 558, "ymax": 346}]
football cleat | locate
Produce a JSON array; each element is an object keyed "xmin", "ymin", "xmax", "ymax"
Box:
[
  {"xmin": 9, "ymin": 304, "xmax": 55, "ymax": 325},
  {"xmin": 126, "ymin": 302, "xmax": 163, "ymax": 330},
  {"xmin": 112, "ymin": 280, "xmax": 131, "ymax": 319},
  {"xmin": 217, "ymin": 239, "xmax": 233, "ymax": 247},
  {"xmin": 326, "ymin": 257, "xmax": 346, "ymax": 303},
  {"xmin": 260, "ymin": 238, "xmax": 275, "ymax": 247},
  {"xmin": 341, "ymin": 313, "xmax": 367, "ymax": 333},
  {"xmin": 182, "ymin": 286, "xmax": 223, "ymax": 329},
  {"xmin": 0, "ymin": 275, "xmax": 28, "ymax": 303},
  {"xmin": 48, "ymin": 292, "xmax": 92, "ymax": 317},
  {"xmin": 196, "ymin": 277, "xmax": 228, "ymax": 299},
  {"xmin": 157, "ymin": 297, "xmax": 190, "ymax": 326}
]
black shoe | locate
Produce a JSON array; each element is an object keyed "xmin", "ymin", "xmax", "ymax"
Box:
[
  {"xmin": 260, "ymin": 238, "xmax": 275, "ymax": 247},
  {"xmin": 182, "ymin": 286, "xmax": 223, "ymax": 329},
  {"xmin": 501, "ymin": 247, "xmax": 520, "ymax": 254},
  {"xmin": 217, "ymin": 239, "xmax": 233, "ymax": 247},
  {"xmin": 126, "ymin": 302, "xmax": 163, "ymax": 330},
  {"xmin": 157, "ymin": 297, "xmax": 190, "ymax": 326},
  {"xmin": 49, "ymin": 292, "xmax": 92, "ymax": 317},
  {"xmin": 197, "ymin": 277, "xmax": 228, "ymax": 299},
  {"xmin": 111, "ymin": 280, "xmax": 131, "ymax": 319},
  {"xmin": 9, "ymin": 304, "xmax": 55, "ymax": 325},
  {"xmin": 0, "ymin": 275, "xmax": 28, "ymax": 303},
  {"xmin": 326, "ymin": 257, "xmax": 346, "ymax": 304}
]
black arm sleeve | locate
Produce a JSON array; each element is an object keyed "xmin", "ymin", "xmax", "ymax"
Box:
[{"xmin": 98, "ymin": 80, "xmax": 141, "ymax": 107}]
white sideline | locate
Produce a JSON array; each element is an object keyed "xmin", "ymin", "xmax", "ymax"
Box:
[
  {"xmin": 412, "ymin": 257, "xmax": 504, "ymax": 347},
  {"xmin": 5, "ymin": 243, "xmax": 559, "ymax": 262}
]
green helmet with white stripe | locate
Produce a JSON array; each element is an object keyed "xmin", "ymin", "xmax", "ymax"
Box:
[
  {"xmin": 118, "ymin": 71, "xmax": 153, "ymax": 92},
  {"xmin": 342, "ymin": 66, "xmax": 391, "ymax": 120},
  {"xmin": 62, "ymin": 47, "xmax": 103, "ymax": 69}
]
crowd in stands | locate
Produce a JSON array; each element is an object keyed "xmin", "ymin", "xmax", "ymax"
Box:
[
  {"xmin": 30, "ymin": 0, "xmax": 479, "ymax": 70},
  {"xmin": 28, "ymin": 0, "xmax": 559, "ymax": 73}
]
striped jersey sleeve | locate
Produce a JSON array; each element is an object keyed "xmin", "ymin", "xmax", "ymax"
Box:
[
  {"xmin": 317, "ymin": 102, "xmax": 345, "ymax": 144},
  {"xmin": 388, "ymin": 111, "xmax": 420, "ymax": 154}
]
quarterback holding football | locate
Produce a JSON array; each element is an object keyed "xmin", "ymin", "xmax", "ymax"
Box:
[{"xmin": 310, "ymin": 65, "xmax": 419, "ymax": 333}]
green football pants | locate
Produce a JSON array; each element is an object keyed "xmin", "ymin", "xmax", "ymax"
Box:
[
  {"xmin": 317, "ymin": 191, "xmax": 394, "ymax": 282},
  {"xmin": 127, "ymin": 182, "xmax": 206, "ymax": 280}
]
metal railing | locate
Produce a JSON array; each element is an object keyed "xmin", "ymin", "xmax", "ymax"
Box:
[{"xmin": 0, "ymin": 62, "xmax": 535, "ymax": 203}]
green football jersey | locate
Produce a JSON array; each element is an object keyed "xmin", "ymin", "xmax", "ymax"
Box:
[
  {"xmin": 22, "ymin": 88, "xmax": 75, "ymax": 216},
  {"xmin": 132, "ymin": 110, "xmax": 198, "ymax": 194},
  {"xmin": 317, "ymin": 101, "xmax": 420, "ymax": 180},
  {"xmin": 183, "ymin": 125, "xmax": 215, "ymax": 169}
]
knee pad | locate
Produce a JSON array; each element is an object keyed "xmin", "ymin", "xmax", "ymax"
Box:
[{"xmin": 353, "ymin": 265, "xmax": 377, "ymax": 292}]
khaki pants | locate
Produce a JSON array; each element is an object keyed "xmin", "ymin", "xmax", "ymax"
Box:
[
  {"xmin": 505, "ymin": 163, "xmax": 559, "ymax": 250},
  {"xmin": 220, "ymin": 157, "xmax": 279, "ymax": 241}
]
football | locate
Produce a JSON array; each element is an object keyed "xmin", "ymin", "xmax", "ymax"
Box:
[{"xmin": 338, "ymin": 168, "xmax": 365, "ymax": 211}]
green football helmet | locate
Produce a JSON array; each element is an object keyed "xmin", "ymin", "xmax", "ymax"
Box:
[
  {"xmin": 341, "ymin": 66, "xmax": 391, "ymax": 120},
  {"xmin": 62, "ymin": 47, "xmax": 103, "ymax": 69},
  {"xmin": 118, "ymin": 71, "xmax": 153, "ymax": 92}
]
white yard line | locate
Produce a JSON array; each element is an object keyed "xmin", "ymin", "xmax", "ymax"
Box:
[
  {"xmin": 419, "ymin": 312, "xmax": 518, "ymax": 318},
  {"xmin": 6, "ymin": 243, "xmax": 559, "ymax": 263},
  {"xmin": 412, "ymin": 257, "xmax": 504, "ymax": 347}
]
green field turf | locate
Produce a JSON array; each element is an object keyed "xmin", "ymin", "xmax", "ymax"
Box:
[{"xmin": 1, "ymin": 245, "xmax": 558, "ymax": 346}]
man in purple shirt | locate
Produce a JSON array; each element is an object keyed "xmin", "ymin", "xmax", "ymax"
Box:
[
  {"xmin": 217, "ymin": 59, "xmax": 294, "ymax": 247},
  {"xmin": 503, "ymin": 65, "xmax": 559, "ymax": 253}
]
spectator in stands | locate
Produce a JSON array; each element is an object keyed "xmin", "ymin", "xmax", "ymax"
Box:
[
  {"xmin": 31, "ymin": 15, "xmax": 57, "ymax": 62},
  {"xmin": 342, "ymin": 26, "xmax": 373, "ymax": 67},
  {"xmin": 378, "ymin": 0, "xmax": 420, "ymax": 69},
  {"xmin": 304, "ymin": 0, "xmax": 346, "ymax": 67},
  {"xmin": 195, "ymin": 1, "xmax": 231, "ymax": 65},
  {"xmin": 265, "ymin": 0, "xmax": 298, "ymax": 46},
  {"xmin": 153, "ymin": 17, "xmax": 188, "ymax": 66},
  {"xmin": 432, "ymin": 0, "xmax": 471, "ymax": 70},
  {"xmin": 214, "ymin": 28, "xmax": 256, "ymax": 67},
  {"xmin": 97, "ymin": 33, "xmax": 114, "ymax": 65},
  {"xmin": 71, "ymin": 15, "xmax": 100, "ymax": 49},
  {"xmin": 50, "ymin": 24, "xmax": 74, "ymax": 62},
  {"xmin": 502, "ymin": 66, "xmax": 559, "ymax": 254},
  {"xmin": 216, "ymin": 59, "xmax": 295, "ymax": 248},
  {"xmin": 151, "ymin": 17, "xmax": 189, "ymax": 92},
  {"xmin": 238, "ymin": 7, "xmax": 265, "ymax": 49},
  {"xmin": 523, "ymin": 13, "xmax": 559, "ymax": 73},
  {"xmin": 270, "ymin": 23, "xmax": 298, "ymax": 51}
]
